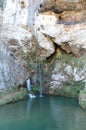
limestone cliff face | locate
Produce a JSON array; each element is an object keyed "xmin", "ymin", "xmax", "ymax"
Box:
[
  {"xmin": 0, "ymin": 0, "xmax": 31, "ymax": 90},
  {"xmin": 0, "ymin": 0, "xmax": 86, "ymax": 95}
]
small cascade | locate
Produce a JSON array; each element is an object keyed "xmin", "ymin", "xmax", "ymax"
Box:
[
  {"xmin": 26, "ymin": 78, "xmax": 36, "ymax": 98},
  {"xmin": 28, "ymin": 93, "xmax": 36, "ymax": 98},
  {"xmin": 26, "ymin": 79, "xmax": 31, "ymax": 91},
  {"xmin": 85, "ymin": 79, "xmax": 86, "ymax": 90},
  {"xmin": 38, "ymin": 63, "xmax": 43, "ymax": 97}
]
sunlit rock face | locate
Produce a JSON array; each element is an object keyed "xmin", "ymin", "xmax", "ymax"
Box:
[
  {"xmin": 39, "ymin": 0, "xmax": 86, "ymax": 12},
  {"xmin": 60, "ymin": 10, "xmax": 86, "ymax": 23},
  {"xmin": 38, "ymin": 23, "xmax": 86, "ymax": 56},
  {"xmin": 0, "ymin": 0, "xmax": 31, "ymax": 90},
  {"xmin": 48, "ymin": 60, "xmax": 86, "ymax": 96},
  {"xmin": 0, "ymin": 43, "xmax": 29, "ymax": 90},
  {"xmin": 35, "ymin": 0, "xmax": 86, "ymax": 57},
  {"xmin": 34, "ymin": 9, "xmax": 86, "ymax": 57},
  {"xmin": 3, "ymin": 0, "xmax": 29, "ymax": 26}
]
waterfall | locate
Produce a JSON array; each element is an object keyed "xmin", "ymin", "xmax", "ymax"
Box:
[
  {"xmin": 26, "ymin": 78, "xmax": 36, "ymax": 98},
  {"xmin": 38, "ymin": 63, "xmax": 43, "ymax": 97},
  {"xmin": 26, "ymin": 70, "xmax": 43, "ymax": 98},
  {"xmin": 26, "ymin": 79, "xmax": 31, "ymax": 91},
  {"xmin": 85, "ymin": 79, "xmax": 86, "ymax": 90}
]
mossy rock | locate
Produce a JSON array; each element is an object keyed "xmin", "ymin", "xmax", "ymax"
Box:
[
  {"xmin": 79, "ymin": 89, "xmax": 86, "ymax": 110},
  {"xmin": 0, "ymin": 88, "xmax": 28, "ymax": 106},
  {"xmin": 50, "ymin": 82, "xmax": 84, "ymax": 97},
  {"xmin": 60, "ymin": 52, "xmax": 86, "ymax": 68}
]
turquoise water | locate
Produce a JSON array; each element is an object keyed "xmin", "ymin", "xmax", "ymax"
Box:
[{"xmin": 0, "ymin": 96, "xmax": 86, "ymax": 130}]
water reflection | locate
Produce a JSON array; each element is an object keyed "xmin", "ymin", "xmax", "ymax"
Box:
[
  {"xmin": 50, "ymin": 96, "xmax": 86, "ymax": 130},
  {"xmin": 0, "ymin": 96, "xmax": 86, "ymax": 130}
]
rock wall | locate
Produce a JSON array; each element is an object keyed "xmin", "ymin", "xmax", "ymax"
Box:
[
  {"xmin": 48, "ymin": 55, "xmax": 86, "ymax": 97},
  {"xmin": 0, "ymin": 0, "xmax": 32, "ymax": 90},
  {"xmin": 0, "ymin": 41, "xmax": 29, "ymax": 90}
]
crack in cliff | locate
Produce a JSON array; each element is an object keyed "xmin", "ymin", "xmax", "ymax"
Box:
[{"xmin": 42, "ymin": 33, "xmax": 72, "ymax": 59}]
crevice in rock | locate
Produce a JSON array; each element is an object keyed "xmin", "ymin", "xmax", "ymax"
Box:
[
  {"xmin": 46, "ymin": 41, "xmax": 69, "ymax": 64},
  {"xmin": 46, "ymin": 42, "xmax": 57, "ymax": 61},
  {"xmin": 46, "ymin": 40, "xmax": 76, "ymax": 64}
]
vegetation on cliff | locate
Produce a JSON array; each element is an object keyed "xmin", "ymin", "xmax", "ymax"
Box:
[{"xmin": 0, "ymin": 87, "xmax": 28, "ymax": 105}]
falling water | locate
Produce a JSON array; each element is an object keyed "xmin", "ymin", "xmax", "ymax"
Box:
[
  {"xmin": 26, "ymin": 78, "xmax": 36, "ymax": 98},
  {"xmin": 38, "ymin": 63, "xmax": 43, "ymax": 97},
  {"xmin": 26, "ymin": 78, "xmax": 31, "ymax": 91},
  {"xmin": 85, "ymin": 79, "xmax": 86, "ymax": 90}
]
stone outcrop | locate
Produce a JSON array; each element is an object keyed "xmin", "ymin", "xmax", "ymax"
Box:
[
  {"xmin": 0, "ymin": 0, "xmax": 32, "ymax": 90},
  {"xmin": 38, "ymin": 23, "xmax": 86, "ymax": 56},
  {"xmin": 48, "ymin": 58, "xmax": 86, "ymax": 96},
  {"xmin": 0, "ymin": 41, "xmax": 29, "ymax": 90},
  {"xmin": 59, "ymin": 10, "xmax": 86, "ymax": 23},
  {"xmin": 39, "ymin": 0, "xmax": 86, "ymax": 12}
]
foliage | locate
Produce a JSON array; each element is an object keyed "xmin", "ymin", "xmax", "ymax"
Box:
[
  {"xmin": 60, "ymin": 51, "xmax": 86, "ymax": 68},
  {"xmin": 26, "ymin": 35, "xmax": 40, "ymax": 71},
  {"xmin": 0, "ymin": 88, "xmax": 28, "ymax": 105},
  {"xmin": 26, "ymin": 35, "xmax": 46, "ymax": 93},
  {"xmin": 32, "ymin": 85, "xmax": 40, "ymax": 95},
  {"xmin": 80, "ymin": 90, "xmax": 86, "ymax": 94},
  {"xmin": 0, "ymin": 91, "xmax": 6, "ymax": 98},
  {"xmin": 53, "ymin": 82, "xmax": 84, "ymax": 97},
  {"xmin": 79, "ymin": 100, "xmax": 86, "ymax": 110},
  {"xmin": 79, "ymin": 89, "xmax": 86, "ymax": 109}
]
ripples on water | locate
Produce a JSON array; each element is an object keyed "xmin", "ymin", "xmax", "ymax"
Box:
[{"xmin": 0, "ymin": 96, "xmax": 86, "ymax": 130}]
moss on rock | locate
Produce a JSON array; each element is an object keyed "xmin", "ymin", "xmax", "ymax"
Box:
[
  {"xmin": 79, "ymin": 89, "xmax": 86, "ymax": 109},
  {"xmin": 49, "ymin": 82, "xmax": 84, "ymax": 97},
  {"xmin": 46, "ymin": 50, "xmax": 86, "ymax": 98},
  {"xmin": 0, "ymin": 88, "xmax": 28, "ymax": 106}
]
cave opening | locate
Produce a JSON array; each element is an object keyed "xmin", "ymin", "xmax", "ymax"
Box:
[{"xmin": 46, "ymin": 41, "xmax": 73, "ymax": 64}]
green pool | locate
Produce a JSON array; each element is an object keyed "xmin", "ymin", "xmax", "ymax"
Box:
[{"xmin": 0, "ymin": 96, "xmax": 86, "ymax": 130}]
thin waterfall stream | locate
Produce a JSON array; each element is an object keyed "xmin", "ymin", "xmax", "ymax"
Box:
[
  {"xmin": 26, "ymin": 0, "xmax": 44, "ymax": 98},
  {"xmin": 26, "ymin": 79, "xmax": 31, "ymax": 91},
  {"xmin": 85, "ymin": 79, "xmax": 86, "ymax": 90},
  {"xmin": 38, "ymin": 63, "xmax": 43, "ymax": 97},
  {"xmin": 26, "ymin": 78, "xmax": 36, "ymax": 98},
  {"xmin": 26, "ymin": 63, "xmax": 44, "ymax": 98}
]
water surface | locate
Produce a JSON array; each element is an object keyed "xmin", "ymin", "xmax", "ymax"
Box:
[{"xmin": 0, "ymin": 96, "xmax": 86, "ymax": 130}]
